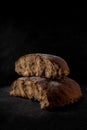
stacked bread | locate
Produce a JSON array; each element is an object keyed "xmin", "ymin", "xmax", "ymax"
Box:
[{"xmin": 9, "ymin": 54, "xmax": 82, "ymax": 109}]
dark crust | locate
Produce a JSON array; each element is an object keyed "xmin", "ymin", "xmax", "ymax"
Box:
[
  {"xmin": 47, "ymin": 77, "xmax": 82, "ymax": 108},
  {"xmin": 10, "ymin": 77, "xmax": 82, "ymax": 109},
  {"xmin": 15, "ymin": 53, "xmax": 70, "ymax": 78}
]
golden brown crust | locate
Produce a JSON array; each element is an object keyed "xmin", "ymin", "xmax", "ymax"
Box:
[
  {"xmin": 15, "ymin": 53, "xmax": 70, "ymax": 79},
  {"xmin": 9, "ymin": 77, "xmax": 82, "ymax": 109}
]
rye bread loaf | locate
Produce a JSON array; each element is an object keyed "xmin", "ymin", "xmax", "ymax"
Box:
[
  {"xmin": 9, "ymin": 77, "xmax": 82, "ymax": 109},
  {"xmin": 15, "ymin": 53, "xmax": 70, "ymax": 79}
]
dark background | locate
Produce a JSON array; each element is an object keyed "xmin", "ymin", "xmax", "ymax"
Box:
[
  {"xmin": 0, "ymin": 9, "xmax": 87, "ymax": 130},
  {"xmin": 0, "ymin": 12, "xmax": 87, "ymax": 86}
]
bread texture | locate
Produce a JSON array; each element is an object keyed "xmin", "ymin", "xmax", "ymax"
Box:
[
  {"xmin": 15, "ymin": 53, "xmax": 70, "ymax": 79},
  {"xmin": 9, "ymin": 77, "xmax": 82, "ymax": 109}
]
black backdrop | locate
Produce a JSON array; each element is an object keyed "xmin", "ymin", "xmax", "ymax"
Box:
[
  {"xmin": 0, "ymin": 15, "xmax": 87, "ymax": 86},
  {"xmin": 0, "ymin": 10, "xmax": 87, "ymax": 130}
]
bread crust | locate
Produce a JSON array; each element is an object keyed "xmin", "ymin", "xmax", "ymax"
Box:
[
  {"xmin": 15, "ymin": 53, "xmax": 70, "ymax": 79},
  {"xmin": 9, "ymin": 77, "xmax": 82, "ymax": 109}
]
